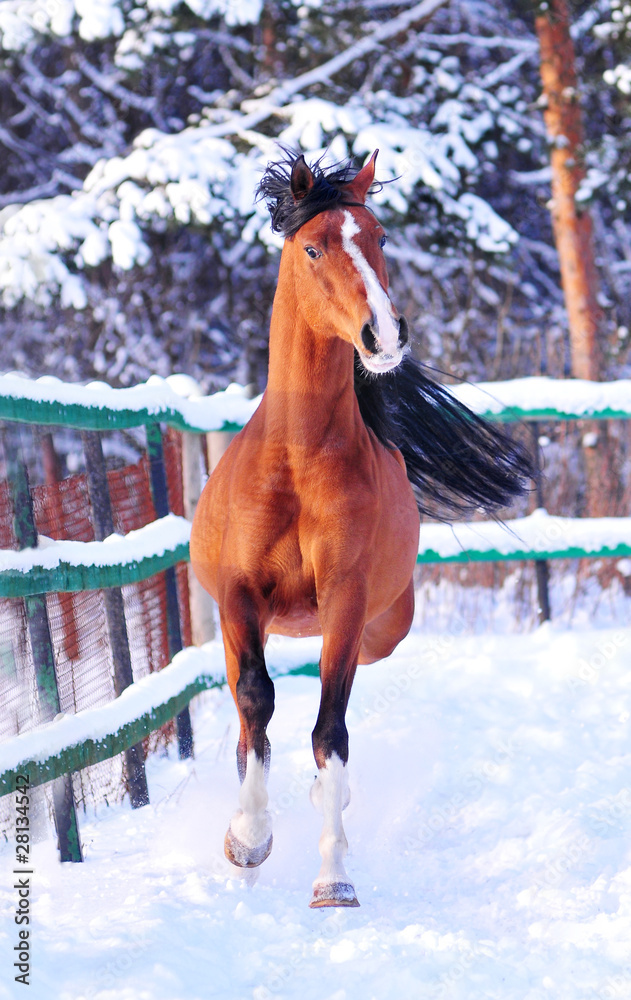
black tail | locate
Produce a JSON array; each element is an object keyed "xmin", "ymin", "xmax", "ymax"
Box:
[{"xmin": 354, "ymin": 354, "xmax": 534, "ymax": 519}]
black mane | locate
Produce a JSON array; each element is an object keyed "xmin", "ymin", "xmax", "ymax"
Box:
[
  {"xmin": 354, "ymin": 354, "xmax": 534, "ymax": 519},
  {"xmin": 257, "ymin": 149, "xmax": 533, "ymax": 519},
  {"xmin": 256, "ymin": 150, "xmax": 380, "ymax": 238}
]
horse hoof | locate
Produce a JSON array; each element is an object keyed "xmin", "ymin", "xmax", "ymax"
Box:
[
  {"xmin": 224, "ymin": 828, "xmax": 273, "ymax": 868},
  {"xmin": 309, "ymin": 881, "xmax": 360, "ymax": 908}
]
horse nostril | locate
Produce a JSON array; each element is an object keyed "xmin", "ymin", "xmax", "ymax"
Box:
[
  {"xmin": 398, "ymin": 315, "xmax": 409, "ymax": 347},
  {"xmin": 361, "ymin": 323, "xmax": 379, "ymax": 355}
]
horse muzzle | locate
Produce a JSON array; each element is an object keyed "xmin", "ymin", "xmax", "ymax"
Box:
[{"xmin": 359, "ymin": 315, "xmax": 408, "ymax": 373}]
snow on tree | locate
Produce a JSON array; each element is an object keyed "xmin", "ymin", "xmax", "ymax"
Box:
[{"xmin": 0, "ymin": 0, "xmax": 628, "ymax": 391}]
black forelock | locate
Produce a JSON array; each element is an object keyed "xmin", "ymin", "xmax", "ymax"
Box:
[{"xmin": 255, "ymin": 149, "xmax": 380, "ymax": 239}]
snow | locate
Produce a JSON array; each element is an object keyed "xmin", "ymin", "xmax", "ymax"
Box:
[
  {"xmin": 0, "ymin": 0, "xmax": 266, "ymax": 52},
  {"xmin": 145, "ymin": 0, "xmax": 266, "ymax": 26},
  {"xmin": 2, "ymin": 617, "xmax": 631, "ymax": 999},
  {"xmin": 0, "ymin": 634, "xmax": 317, "ymax": 778},
  {"xmin": 74, "ymin": 0, "xmax": 124, "ymax": 42},
  {"xmin": 1, "ymin": 371, "xmax": 630, "ymax": 433},
  {"xmin": 0, "ymin": 0, "xmax": 527, "ymax": 304},
  {"xmin": 278, "ymin": 98, "xmax": 371, "ymax": 154},
  {"xmin": 0, "ymin": 644, "xmax": 218, "ymax": 776},
  {"xmin": 0, "ymin": 0, "xmax": 74, "ymax": 51},
  {"xmin": 453, "ymin": 375, "xmax": 631, "ymax": 419},
  {"xmin": 456, "ymin": 192, "xmax": 517, "ymax": 253},
  {"xmin": 0, "ymin": 132, "xmax": 253, "ymax": 306},
  {"xmin": 0, "ymin": 371, "xmax": 260, "ymax": 432},
  {"xmin": 3, "ymin": 506, "xmax": 631, "ymax": 782},
  {"xmin": 604, "ymin": 63, "xmax": 631, "ymax": 95},
  {"xmin": 418, "ymin": 509, "xmax": 631, "ymax": 561},
  {"xmin": 0, "ymin": 193, "xmax": 102, "ymax": 308},
  {"xmin": 0, "ymin": 513, "xmax": 190, "ymax": 576},
  {"xmin": 107, "ymin": 220, "xmax": 150, "ymax": 271}
]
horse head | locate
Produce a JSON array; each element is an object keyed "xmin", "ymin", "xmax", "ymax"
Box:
[{"xmin": 259, "ymin": 150, "xmax": 409, "ymax": 373}]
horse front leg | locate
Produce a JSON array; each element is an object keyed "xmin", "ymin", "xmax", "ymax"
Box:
[
  {"xmin": 220, "ymin": 588, "xmax": 275, "ymax": 868},
  {"xmin": 309, "ymin": 587, "xmax": 364, "ymax": 908}
]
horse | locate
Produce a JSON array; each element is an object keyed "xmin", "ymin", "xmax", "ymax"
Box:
[{"xmin": 190, "ymin": 150, "xmax": 532, "ymax": 908}]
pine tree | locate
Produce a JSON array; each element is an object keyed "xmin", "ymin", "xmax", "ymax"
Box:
[{"xmin": 0, "ymin": 0, "xmax": 628, "ymax": 400}]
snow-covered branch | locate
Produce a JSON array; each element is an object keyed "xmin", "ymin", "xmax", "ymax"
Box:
[{"xmin": 205, "ymin": 0, "xmax": 450, "ymax": 139}]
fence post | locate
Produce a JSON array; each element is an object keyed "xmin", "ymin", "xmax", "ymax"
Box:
[
  {"xmin": 82, "ymin": 431, "xmax": 150, "ymax": 808},
  {"xmin": 531, "ymin": 423, "xmax": 551, "ymax": 624},
  {"xmin": 146, "ymin": 422, "xmax": 194, "ymax": 759},
  {"xmin": 182, "ymin": 431, "xmax": 215, "ymax": 645},
  {"xmin": 12, "ymin": 454, "xmax": 83, "ymax": 862},
  {"xmin": 206, "ymin": 430, "xmax": 235, "ymax": 474}
]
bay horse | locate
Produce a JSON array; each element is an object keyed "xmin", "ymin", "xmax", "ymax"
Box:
[{"xmin": 190, "ymin": 150, "xmax": 531, "ymax": 908}]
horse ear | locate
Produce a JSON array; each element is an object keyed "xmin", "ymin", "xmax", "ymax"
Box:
[
  {"xmin": 290, "ymin": 155, "xmax": 314, "ymax": 202},
  {"xmin": 344, "ymin": 150, "xmax": 378, "ymax": 204}
]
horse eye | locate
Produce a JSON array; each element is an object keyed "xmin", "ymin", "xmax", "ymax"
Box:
[
  {"xmin": 305, "ymin": 246, "xmax": 321, "ymax": 260},
  {"xmin": 379, "ymin": 235, "xmax": 387, "ymax": 249}
]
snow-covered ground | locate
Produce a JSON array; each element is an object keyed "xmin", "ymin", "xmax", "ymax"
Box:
[{"xmin": 2, "ymin": 606, "xmax": 631, "ymax": 1000}]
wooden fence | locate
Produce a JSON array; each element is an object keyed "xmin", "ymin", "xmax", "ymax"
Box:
[{"xmin": 0, "ymin": 371, "xmax": 629, "ymax": 861}]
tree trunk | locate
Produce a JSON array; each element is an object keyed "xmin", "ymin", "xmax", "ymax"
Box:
[
  {"xmin": 535, "ymin": 0, "xmax": 613, "ymax": 520},
  {"xmin": 535, "ymin": 0, "xmax": 602, "ymax": 381}
]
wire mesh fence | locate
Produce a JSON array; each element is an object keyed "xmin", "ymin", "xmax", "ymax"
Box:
[
  {"xmin": 0, "ymin": 423, "xmax": 195, "ymax": 842},
  {"xmin": 415, "ymin": 418, "xmax": 631, "ymax": 631}
]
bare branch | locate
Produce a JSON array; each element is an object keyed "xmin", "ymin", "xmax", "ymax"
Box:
[
  {"xmin": 219, "ymin": 44, "xmax": 254, "ymax": 91},
  {"xmin": 479, "ymin": 49, "xmax": 535, "ymax": 88},
  {"xmin": 76, "ymin": 56, "xmax": 164, "ymax": 120},
  {"xmin": 0, "ymin": 168, "xmax": 81, "ymax": 208}
]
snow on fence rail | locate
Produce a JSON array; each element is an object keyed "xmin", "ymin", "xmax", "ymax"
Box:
[
  {"xmin": 2, "ymin": 372, "xmax": 631, "ymax": 826},
  {"xmin": 0, "ymin": 641, "xmax": 320, "ymax": 797},
  {"xmin": 2, "ymin": 509, "xmax": 631, "ymax": 602},
  {"xmin": 0, "ymin": 647, "xmax": 222, "ymax": 797},
  {"xmin": 2, "ymin": 371, "xmax": 631, "ymax": 430},
  {"xmin": 416, "ymin": 509, "xmax": 631, "ymax": 564},
  {"xmin": 0, "ymin": 514, "xmax": 190, "ymax": 597},
  {"xmin": 3, "ymin": 508, "xmax": 631, "ymax": 798}
]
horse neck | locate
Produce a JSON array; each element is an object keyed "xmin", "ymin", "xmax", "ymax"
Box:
[{"xmin": 264, "ymin": 255, "xmax": 359, "ymax": 449}]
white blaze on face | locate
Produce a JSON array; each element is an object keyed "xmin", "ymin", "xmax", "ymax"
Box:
[{"xmin": 341, "ymin": 210, "xmax": 400, "ymax": 361}]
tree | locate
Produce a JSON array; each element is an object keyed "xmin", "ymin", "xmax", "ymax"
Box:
[
  {"xmin": 533, "ymin": 0, "xmax": 631, "ymax": 519},
  {"xmin": 534, "ymin": 0, "xmax": 602, "ymax": 381},
  {"xmin": 0, "ymin": 0, "xmax": 628, "ymax": 406}
]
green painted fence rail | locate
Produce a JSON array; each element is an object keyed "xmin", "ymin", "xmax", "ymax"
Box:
[
  {"xmin": 0, "ymin": 392, "xmax": 245, "ymax": 434},
  {"xmin": 0, "ymin": 541, "xmax": 190, "ymax": 598},
  {"xmin": 0, "ymin": 374, "xmax": 251, "ymax": 433},
  {"xmin": 416, "ymin": 540, "xmax": 631, "ymax": 565},
  {"xmin": 0, "ymin": 674, "xmax": 219, "ymax": 797},
  {"xmin": 414, "ymin": 511, "xmax": 631, "ymax": 566},
  {"xmin": 1, "ymin": 373, "xmax": 631, "ymax": 433},
  {"xmin": 3, "ymin": 532, "xmax": 631, "ymax": 600},
  {"xmin": 0, "ymin": 655, "xmax": 321, "ymax": 798},
  {"xmin": 3, "ymin": 516, "xmax": 631, "ymax": 598},
  {"xmin": 1, "ymin": 373, "xmax": 630, "ymax": 807}
]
